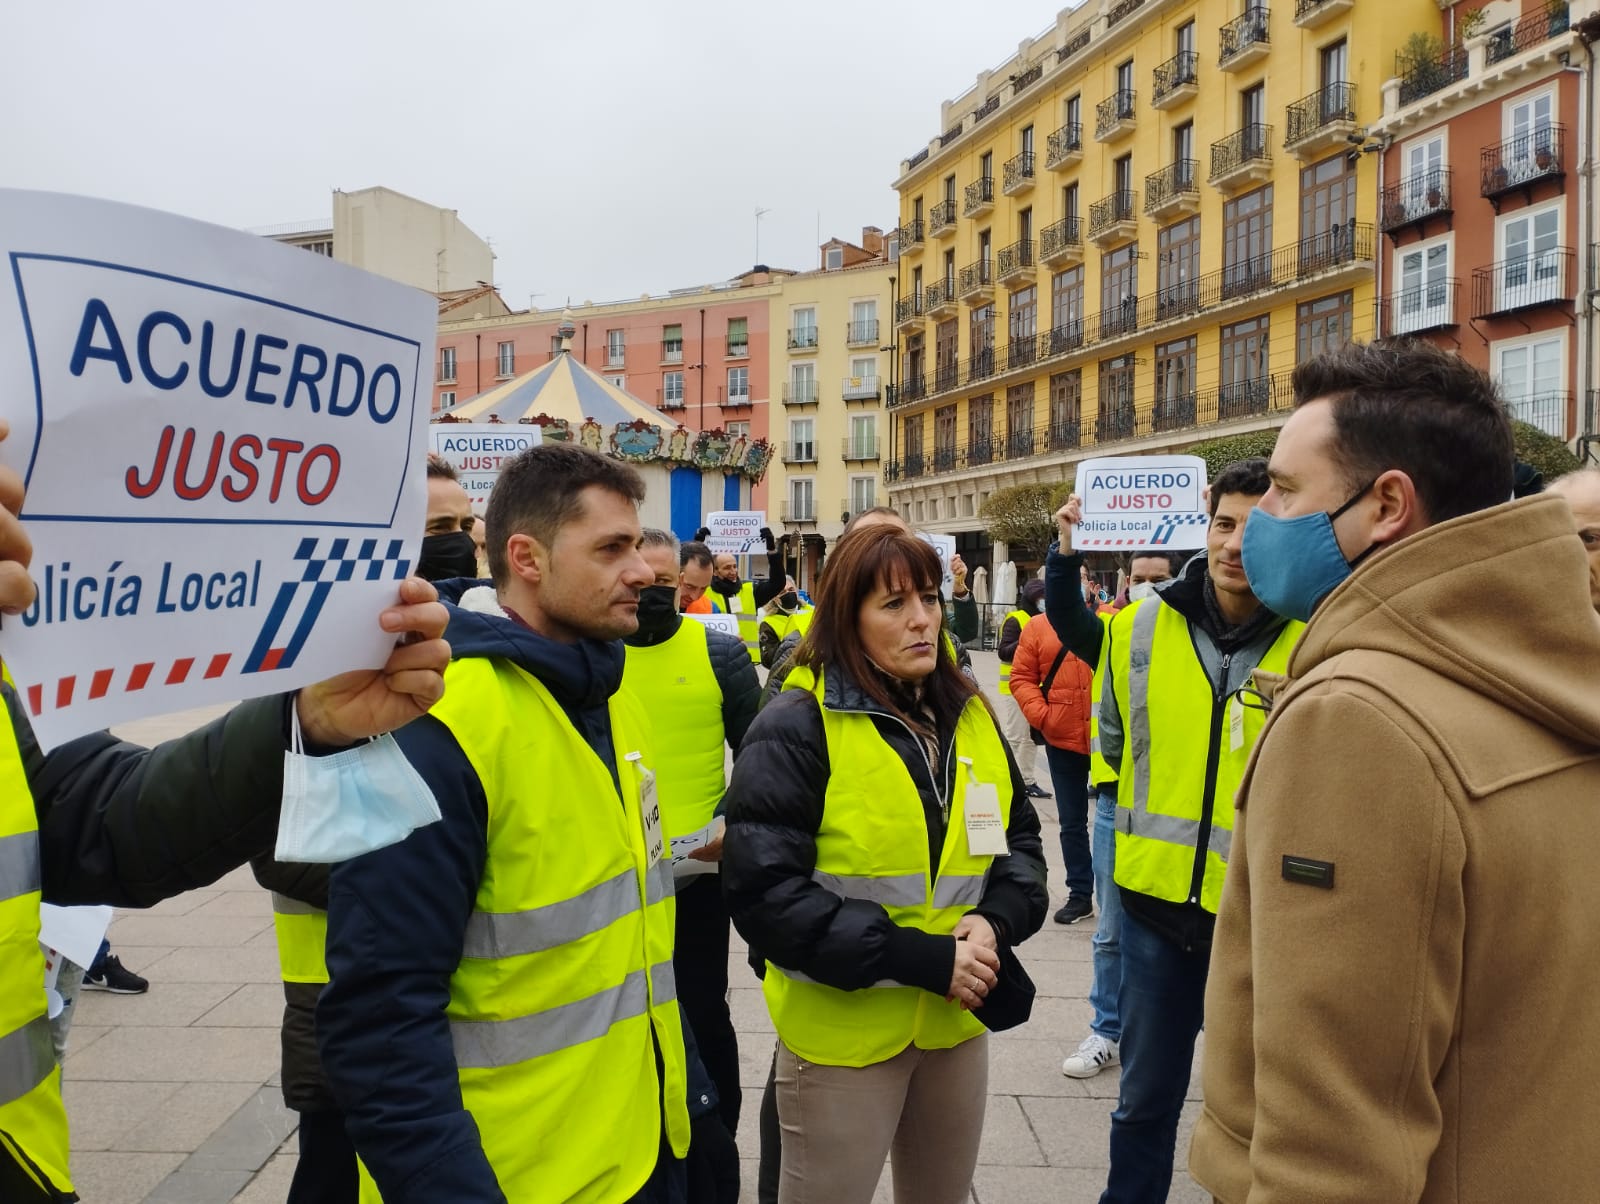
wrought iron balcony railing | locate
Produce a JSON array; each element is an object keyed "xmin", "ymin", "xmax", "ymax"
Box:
[
  {"xmin": 1209, "ymin": 124, "xmax": 1273, "ymax": 182},
  {"xmin": 1481, "ymin": 125, "xmax": 1566, "ymax": 198},
  {"xmin": 1040, "ymin": 216, "xmax": 1083, "ymax": 262},
  {"xmin": 1219, "ymin": 7, "xmax": 1270, "ymax": 66},
  {"xmin": 1285, "ymin": 82, "xmax": 1357, "ymax": 148},
  {"xmin": 929, "ymin": 198, "xmax": 958, "ymax": 233},
  {"xmin": 1379, "ymin": 167, "xmax": 1452, "ymax": 233},
  {"xmin": 1003, "ymin": 151, "xmax": 1037, "ymax": 194},
  {"xmin": 963, "ymin": 176, "xmax": 996, "ymax": 216},
  {"xmin": 1486, "ymin": 4, "xmax": 1570, "ymax": 65},
  {"xmin": 1046, "ymin": 122, "xmax": 1083, "ymax": 167},
  {"xmin": 1145, "ymin": 160, "xmax": 1199, "ymax": 214},
  {"xmin": 1153, "ymin": 51, "xmax": 1199, "ymax": 104},
  {"xmin": 1375, "ymin": 279, "xmax": 1460, "ymax": 336},
  {"xmin": 1088, "ymin": 190, "xmax": 1137, "ymax": 238},
  {"xmin": 1095, "ymin": 90, "xmax": 1137, "ymax": 139},
  {"xmin": 1471, "ymin": 249, "xmax": 1574, "ymax": 317},
  {"xmin": 1397, "ymin": 45, "xmax": 1468, "ymax": 106},
  {"xmin": 846, "ymin": 319, "xmax": 879, "ymax": 346}
]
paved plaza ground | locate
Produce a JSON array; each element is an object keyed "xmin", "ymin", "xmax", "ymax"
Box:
[{"xmin": 62, "ymin": 652, "xmax": 1209, "ymax": 1203}]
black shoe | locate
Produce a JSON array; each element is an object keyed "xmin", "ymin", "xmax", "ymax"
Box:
[
  {"xmin": 1025, "ymin": 783, "xmax": 1052, "ymax": 800},
  {"xmin": 81, "ymin": 955, "xmax": 148, "ymax": 995},
  {"xmin": 1053, "ymin": 896, "xmax": 1095, "ymax": 925}
]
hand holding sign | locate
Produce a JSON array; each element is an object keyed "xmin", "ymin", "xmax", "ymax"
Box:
[
  {"xmin": 1071, "ymin": 455, "xmax": 1210, "ymax": 552},
  {"xmin": 1055, "ymin": 493, "xmax": 1083, "ymax": 548},
  {"xmin": 0, "ymin": 420, "xmax": 35, "ymax": 615}
]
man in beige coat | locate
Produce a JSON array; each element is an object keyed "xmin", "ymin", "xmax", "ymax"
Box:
[{"xmin": 1190, "ymin": 340, "xmax": 1600, "ymax": 1203}]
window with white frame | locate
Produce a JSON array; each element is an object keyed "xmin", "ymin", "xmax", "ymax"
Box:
[
  {"xmin": 1504, "ymin": 90, "xmax": 1555, "ymax": 184},
  {"xmin": 825, "ymin": 247, "xmax": 844, "ymax": 270},
  {"xmin": 550, "ymin": 335, "xmax": 563, "ymax": 355},
  {"xmin": 438, "ymin": 347, "xmax": 456, "ymax": 382},
  {"xmin": 1395, "ymin": 238, "xmax": 1452, "ymax": 332},
  {"xmin": 726, "ymin": 366, "xmax": 749, "ymax": 401},
  {"xmin": 789, "ymin": 418, "xmax": 815, "ymax": 462},
  {"xmin": 1402, "ymin": 134, "xmax": 1445, "ymax": 218},
  {"xmin": 850, "ymin": 476, "xmax": 877, "ymax": 515},
  {"xmin": 1496, "ymin": 335, "xmax": 1565, "ymax": 436},
  {"xmin": 850, "ymin": 300, "xmax": 878, "ymax": 345},
  {"xmin": 606, "ymin": 329, "xmax": 625, "ymax": 366},
  {"xmin": 1498, "ymin": 203, "xmax": 1562, "ymax": 309},
  {"xmin": 662, "ymin": 324, "xmax": 683, "ymax": 362},
  {"xmin": 438, "ymin": 391, "xmax": 456, "ymax": 409},
  {"xmin": 725, "ymin": 421, "xmax": 750, "ymax": 440},
  {"xmin": 790, "ymin": 361, "xmax": 816, "ymax": 404},
  {"xmin": 497, "ymin": 341, "xmax": 515, "ymax": 377},
  {"xmin": 661, "ymin": 371, "xmax": 685, "ymax": 407},
  {"xmin": 792, "ymin": 307, "xmax": 818, "ymax": 348},
  {"xmin": 849, "ymin": 413, "xmax": 877, "ymax": 459},
  {"xmin": 790, "ymin": 477, "xmax": 816, "ymax": 521}
]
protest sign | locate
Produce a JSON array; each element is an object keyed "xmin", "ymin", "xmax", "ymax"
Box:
[
  {"xmin": 0, "ymin": 190, "xmax": 435, "ymax": 747},
  {"xmin": 686, "ymin": 612, "xmax": 740, "ymax": 639},
  {"xmin": 704, "ymin": 510, "xmax": 766, "ymax": 556},
  {"xmin": 429, "ymin": 423, "xmax": 540, "ymax": 508},
  {"xmin": 1072, "ymin": 454, "xmax": 1210, "ymax": 551},
  {"xmin": 916, "ymin": 531, "xmax": 958, "ymax": 597}
]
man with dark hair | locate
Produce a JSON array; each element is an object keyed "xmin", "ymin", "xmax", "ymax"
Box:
[
  {"xmin": 1192, "ymin": 342, "xmax": 1600, "ymax": 1203},
  {"xmin": 678, "ymin": 541, "xmax": 719, "ymax": 614},
  {"xmin": 318, "ymin": 443, "xmax": 692, "ymax": 1203},
  {"xmin": 1048, "ymin": 459, "xmax": 1303, "ymax": 1203},
  {"xmin": 419, "ymin": 454, "xmax": 480, "ymax": 582}
]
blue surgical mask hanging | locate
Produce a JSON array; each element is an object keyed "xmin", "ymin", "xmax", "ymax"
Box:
[
  {"xmin": 1240, "ymin": 483, "xmax": 1377, "ymax": 622},
  {"xmin": 276, "ymin": 703, "xmax": 442, "ymax": 863}
]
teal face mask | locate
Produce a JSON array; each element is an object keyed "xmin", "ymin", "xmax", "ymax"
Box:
[{"xmin": 1240, "ymin": 483, "xmax": 1377, "ymax": 622}]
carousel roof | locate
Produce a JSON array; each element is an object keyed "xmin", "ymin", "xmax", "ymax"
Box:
[{"xmin": 448, "ymin": 351, "xmax": 676, "ymax": 427}]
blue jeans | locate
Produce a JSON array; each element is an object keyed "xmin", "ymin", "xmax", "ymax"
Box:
[
  {"xmin": 1043, "ymin": 746, "xmax": 1092, "ymax": 899},
  {"xmin": 1099, "ymin": 909, "xmax": 1208, "ymax": 1204},
  {"xmin": 1089, "ymin": 790, "xmax": 1123, "ymax": 1042}
]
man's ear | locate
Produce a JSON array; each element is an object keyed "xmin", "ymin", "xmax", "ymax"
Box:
[
  {"xmin": 506, "ymin": 533, "xmax": 545, "ymax": 586},
  {"xmin": 1370, "ymin": 469, "xmax": 1423, "ymax": 543}
]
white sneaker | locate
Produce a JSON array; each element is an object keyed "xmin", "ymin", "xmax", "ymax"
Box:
[{"xmin": 1061, "ymin": 1032, "xmax": 1120, "ymax": 1078}]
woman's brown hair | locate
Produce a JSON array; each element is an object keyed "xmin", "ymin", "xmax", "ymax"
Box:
[{"xmin": 796, "ymin": 525, "xmax": 979, "ymax": 732}]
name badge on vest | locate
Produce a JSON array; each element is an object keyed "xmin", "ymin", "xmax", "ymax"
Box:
[
  {"xmin": 1228, "ymin": 694, "xmax": 1245, "ymax": 752},
  {"xmin": 727, "ymin": 594, "xmax": 743, "ymax": 614},
  {"xmin": 959, "ymin": 757, "xmax": 1008, "ymax": 857},
  {"xmin": 627, "ymin": 751, "xmax": 665, "ymax": 868}
]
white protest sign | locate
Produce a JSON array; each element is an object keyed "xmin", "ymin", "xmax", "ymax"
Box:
[
  {"xmin": 704, "ymin": 510, "xmax": 766, "ymax": 556},
  {"xmin": 1072, "ymin": 455, "xmax": 1210, "ymax": 551},
  {"xmin": 0, "ymin": 190, "xmax": 435, "ymax": 748},
  {"xmin": 916, "ymin": 531, "xmax": 958, "ymax": 597},
  {"xmin": 686, "ymin": 612, "xmax": 740, "ymax": 639},
  {"xmin": 39, "ymin": 904, "xmax": 113, "ymax": 970},
  {"xmin": 429, "ymin": 423, "xmax": 540, "ymax": 508}
]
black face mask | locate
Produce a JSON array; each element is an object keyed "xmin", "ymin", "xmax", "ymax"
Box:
[
  {"xmin": 635, "ymin": 585, "xmax": 681, "ymax": 638},
  {"xmin": 774, "ymin": 592, "xmax": 799, "ymax": 613},
  {"xmin": 418, "ymin": 530, "xmax": 479, "ymax": 582}
]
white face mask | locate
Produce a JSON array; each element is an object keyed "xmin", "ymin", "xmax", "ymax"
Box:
[
  {"xmin": 1128, "ymin": 581, "xmax": 1158, "ymax": 603},
  {"xmin": 1035, "ymin": 599, "xmax": 1046, "ymax": 613}
]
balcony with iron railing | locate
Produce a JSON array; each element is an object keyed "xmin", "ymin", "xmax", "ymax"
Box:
[
  {"xmin": 782, "ymin": 442, "xmax": 817, "ymax": 465},
  {"xmin": 1088, "ymin": 190, "xmax": 1138, "ymax": 245},
  {"xmin": 1046, "ymin": 122, "xmax": 1083, "ymax": 170},
  {"xmin": 934, "ymin": 359, "xmax": 963, "ymax": 392},
  {"xmin": 895, "ymin": 373, "xmax": 927, "ymax": 406},
  {"xmin": 842, "ymin": 437, "xmax": 882, "ymax": 461},
  {"xmin": 655, "ymin": 388, "xmax": 685, "ymax": 410},
  {"xmin": 782, "ymin": 381, "xmax": 819, "ymax": 407},
  {"xmin": 1003, "ymin": 151, "xmax": 1037, "ymax": 196},
  {"xmin": 1095, "ymin": 90, "xmax": 1137, "ymax": 141},
  {"xmin": 1481, "ymin": 125, "xmax": 1565, "ymax": 206},
  {"xmin": 1145, "ymin": 160, "xmax": 1200, "ymax": 220},
  {"xmin": 895, "ymin": 294, "xmax": 923, "ymax": 329},
  {"xmin": 1107, "ymin": 0, "xmax": 1145, "ymax": 26},
  {"xmin": 1152, "ymin": 51, "xmax": 1199, "ymax": 109},
  {"xmin": 1294, "ymin": 0, "xmax": 1351, "ymax": 27},
  {"xmin": 1285, "ymin": 82, "xmax": 1357, "ymax": 157},
  {"xmin": 780, "ymin": 499, "xmax": 818, "ymax": 523},
  {"xmin": 966, "ymin": 347, "xmax": 997, "ymax": 386},
  {"xmin": 717, "ymin": 386, "xmax": 753, "ymax": 409},
  {"xmin": 997, "ymin": 239, "xmax": 1036, "ymax": 286},
  {"xmin": 1486, "ymin": 4, "xmax": 1570, "ymax": 66},
  {"xmin": 787, "ymin": 327, "xmax": 819, "ymax": 352},
  {"xmin": 926, "ymin": 278, "xmax": 959, "ymax": 320},
  {"xmin": 929, "ymin": 198, "xmax": 958, "ymax": 237},
  {"xmin": 1375, "ymin": 278, "xmax": 1460, "ymax": 336},
  {"xmin": 897, "ymin": 218, "xmax": 925, "ymax": 252},
  {"xmin": 1505, "ymin": 392, "xmax": 1572, "ymax": 439},
  {"xmin": 1209, "ymin": 124, "xmax": 1273, "ymax": 190},
  {"xmin": 842, "ymin": 375, "xmax": 881, "ymax": 401},
  {"xmin": 1040, "ymin": 216, "xmax": 1084, "ymax": 266},
  {"xmin": 1472, "ymin": 249, "xmax": 1574, "ymax": 318},
  {"xmin": 1219, "ymin": 7, "xmax": 1271, "ymax": 70},
  {"xmin": 1397, "ymin": 45, "xmax": 1468, "ymax": 106},
  {"xmin": 846, "ymin": 319, "xmax": 880, "ymax": 347},
  {"xmin": 958, "ymin": 259, "xmax": 995, "ymax": 303},
  {"xmin": 1380, "ymin": 167, "xmax": 1452, "ymax": 236},
  {"xmin": 964, "ymin": 176, "xmax": 996, "ymax": 217},
  {"xmin": 1013, "ymin": 63, "xmax": 1044, "ymax": 94}
]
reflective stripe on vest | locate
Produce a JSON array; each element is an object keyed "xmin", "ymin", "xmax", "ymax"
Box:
[
  {"xmin": 763, "ymin": 676, "xmax": 1010, "ymax": 1067},
  {"xmin": 1110, "ymin": 598, "xmax": 1299, "ymax": 912},
  {"xmin": 734, "ymin": 582, "xmax": 760, "ymax": 661},
  {"xmin": 1088, "ymin": 611, "xmax": 1116, "ymax": 786},
  {"xmin": 393, "ymin": 654, "xmax": 689, "ymax": 1204},
  {"xmin": 996, "ymin": 610, "xmax": 1030, "ymax": 695},
  {"xmin": 271, "ymin": 894, "xmax": 329, "ymax": 986},
  {"xmin": 0, "ymin": 702, "xmax": 72, "ymax": 1197},
  {"xmin": 622, "ymin": 620, "xmax": 727, "ymax": 841}
]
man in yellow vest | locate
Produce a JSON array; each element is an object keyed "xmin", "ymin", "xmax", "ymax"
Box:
[
  {"xmin": 757, "ymin": 577, "xmax": 813, "ymax": 669},
  {"xmin": 317, "ymin": 443, "xmax": 691, "ymax": 1204},
  {"xmin": 1065, "ymin": 458, "xmax": 1302, "ymax": 1204},
  {"xmin": 700, "ymin": 526, "xmax": 785, "ymax": 662},
  {"xmin": 995, "ymin": 578, "xmax": 1051, "ymax": 804},
  {"xmin": 1042, "ymin": 523, "xmax": 1186, "ymax": 1078},
  {"xmin": 623, "ymin": 528, "xmax": 759, "ymax": 1139},
  {"xmin": 0, "ymin": 426, "xmax": 450, "ymax": 1204}
]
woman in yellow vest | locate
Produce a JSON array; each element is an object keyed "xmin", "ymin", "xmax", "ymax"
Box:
[{"xmin": 723, "ymin": 524, "xmax": 1048, "ymax": 1204}]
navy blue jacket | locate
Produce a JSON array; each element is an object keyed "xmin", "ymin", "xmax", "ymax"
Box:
[{"xmin": 316, "ymin": 584, "xmax": 709, "ymax": 1203}]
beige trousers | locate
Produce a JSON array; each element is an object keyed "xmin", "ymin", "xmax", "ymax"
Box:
[
  {"xmin": 774, "ymin": 1034, "xmax": 989, "ymax": 1204},
  {"xmin": 995, "ymin": 691, "xmax": 1037, "ymax": 787}
]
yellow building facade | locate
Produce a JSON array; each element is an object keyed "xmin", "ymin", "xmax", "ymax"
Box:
[
  {"xmin": 766, "ymin": 253, "xmax": 896, "ymax": 586},
  {"xmin": 887, "ymin": 0, "xmax": 1432, "ymax": 539}
]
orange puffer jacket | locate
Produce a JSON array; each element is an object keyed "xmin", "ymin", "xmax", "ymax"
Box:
[{"xmin": 1009, "ymin": 613, "xmax": 1092, "ymax": 753}]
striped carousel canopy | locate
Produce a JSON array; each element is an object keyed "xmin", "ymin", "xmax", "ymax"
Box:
[{"xmin": 448, "ymin": 351, "xmax": 675, "ymax": 427}]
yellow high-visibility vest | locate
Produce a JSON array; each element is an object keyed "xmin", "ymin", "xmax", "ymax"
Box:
[
  {"xmin": 996, "ymin": 609, "xmax": 1031, "ymax": 695},
  {"xmin": 623, "ymin": 619, "xmax": 726, "ymax": 841},
  {"xmin": 1088, "ymin": 611, "xmax": 1116, "ymax": 786},
  {"xmin": 726, "ymin": 582, "xmax": 761, "ymax": 662},
  {"xmin": 271, "ymin": 895, "xmax": 329, "ymax": 985},
  {"xmin": 763, "ymin": 674, "xmax": 1011, "ymax": 1067},
  {"xmin": 761, "ymin": 606, "xmax": 814, "ymax": 649}
]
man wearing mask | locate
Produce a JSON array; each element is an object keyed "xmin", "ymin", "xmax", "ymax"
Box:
[
  {"xmin": 1060, "ymin": 460, "xmax": 1303, "ymax": 1203},
  {"xmin": 1548, "ymin": 467, "xmax": 1600, "ymax": 614},
  {"xmin": 996, "ymin": 579, "xmax": 1051, "ymax": 802},
  {"xmin": 318, "ymin": 445, "xmax": 691, "ymax": 1203},
  {"xmin": 417, "ymin": 456, "xmax": 482, "ymax": 582},
  {"xmin": 694, "ymin": 524, "xmax": 785, "ymax": 660},
  {"xmin": 1192, "ymin": 342, "xmax": 1600, "ymax": 1204},
  {"xmin": 758, "ymin": 577, "xmax": 812, "ymax": 669},
  {"xmin": 623, "ymin": 528, "xmax": 760, "ymax": 1138}
]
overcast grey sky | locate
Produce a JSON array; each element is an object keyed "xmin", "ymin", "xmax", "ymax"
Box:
[{"xmin": 3, "ymin": 1, "xmax": 1065, "ymax": 308}]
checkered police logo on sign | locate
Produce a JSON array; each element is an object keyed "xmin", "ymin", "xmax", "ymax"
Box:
[{"xmin": 244, "ymin": 538, "xmax": 413, "ymax": 674}]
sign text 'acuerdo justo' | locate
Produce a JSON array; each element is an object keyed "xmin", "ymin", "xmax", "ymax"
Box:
[{"xmin": 1071, "ymin": 454, "xmax": 1211, "ymax": 551}]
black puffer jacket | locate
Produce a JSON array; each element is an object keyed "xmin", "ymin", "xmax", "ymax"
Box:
[
  {"xmin": 722, "ymin": 666, "xmax": 1048, "ymax": 997},
  {"xmin": 249, "ymin": 855, "xmax": 334, "ymax": 1114}
]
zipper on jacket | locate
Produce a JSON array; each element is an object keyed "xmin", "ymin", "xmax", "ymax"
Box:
[{"xmin": 1187, "ymin": 651, "xmax": 1230, "ymax": 907}]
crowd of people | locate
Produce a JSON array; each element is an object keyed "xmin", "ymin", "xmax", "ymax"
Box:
[{"xmin": 7, "ymin": 338, "xmax": 1600, "ymax": 1204}]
